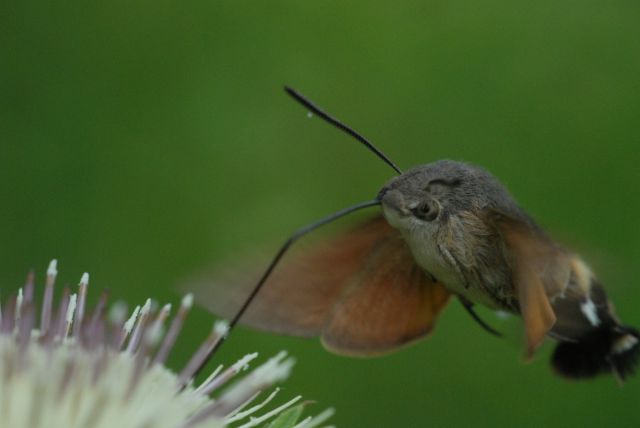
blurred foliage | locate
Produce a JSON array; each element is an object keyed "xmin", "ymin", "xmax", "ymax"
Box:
[
  {"xmin": 2, "ymin": 1, "xmax": 640, "ymax": 427},
  {"xmin": 265, "ymin": 404, "xmax": 305, "ymax": 428}
]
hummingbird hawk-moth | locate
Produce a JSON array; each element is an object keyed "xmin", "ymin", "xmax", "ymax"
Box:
[{"xmin": 188, "ymin": 87, "xmax": 639, "ymax": 381}]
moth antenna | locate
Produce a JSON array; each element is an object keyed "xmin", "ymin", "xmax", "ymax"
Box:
[
  {"xmin": 284, "ymin": 86, "xmax": 403, "ymax": 175},
  {"xmin": 193, "ymin": 199, "xmax": 381, "ymax": 377}
]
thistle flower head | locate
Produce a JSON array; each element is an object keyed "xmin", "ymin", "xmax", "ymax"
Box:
[{"xmin": 0, "ymin": 260, "xmax": 334, "ymax": 428}]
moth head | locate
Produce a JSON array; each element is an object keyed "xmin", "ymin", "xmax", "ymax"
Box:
[{"xmin": 378, "ymin": 160, "xmax": 512, "ymax": 232}]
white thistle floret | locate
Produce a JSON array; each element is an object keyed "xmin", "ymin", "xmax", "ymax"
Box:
[
  {"xmin": 47, "ymin": 259, "xmax": 58, "ymax": 276},
  {"xmin": 0, "ymin": 260, "xmax": 332, "ymax": 428}
]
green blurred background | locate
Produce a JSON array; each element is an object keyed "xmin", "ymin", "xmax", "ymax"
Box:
[{"xmin": 2, "ymin": 1, "xmax": 640, "ymax": 426}]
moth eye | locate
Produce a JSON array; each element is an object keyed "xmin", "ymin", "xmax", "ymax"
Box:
[{"xmin": 411, "ymin": 200, "xmax": 439, "ymax": 221}]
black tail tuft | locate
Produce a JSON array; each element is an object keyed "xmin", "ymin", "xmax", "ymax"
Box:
[{"xmin": 552, "ymin": 326, "xmax": 640, "ymax": 381}]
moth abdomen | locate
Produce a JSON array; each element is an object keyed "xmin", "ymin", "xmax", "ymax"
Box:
[
  {"xmin": 550, "ymin": 257, "xmax": 639, "ymax": 380},
  {"xmin": 551, "ymin": 325, "xmax": 640, "ymax": 380}
]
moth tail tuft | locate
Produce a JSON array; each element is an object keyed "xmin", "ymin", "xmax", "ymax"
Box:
[{"xmin": 551, "ymin": 325, "xmax": 640, "ymax": 381}]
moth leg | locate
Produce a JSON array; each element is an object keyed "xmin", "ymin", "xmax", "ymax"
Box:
[
  {"xmin": 438, "ymin": 244, "xmax": 470, "ymax": 289},
  {"xmin": 458, "ymin": 296, "xmax": 503, "ymax": 338}
]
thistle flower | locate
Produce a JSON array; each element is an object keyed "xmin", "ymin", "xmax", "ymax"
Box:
[{"xmin": 0, "ymin": 260, "xmax": 334, "ymax": 428}]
